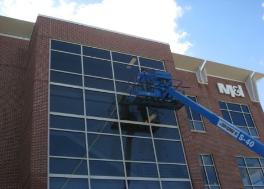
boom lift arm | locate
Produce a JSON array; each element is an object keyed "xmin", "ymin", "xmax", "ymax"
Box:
[{"xmin": 133, "ymin": 70, "xmax": 264, "ymax": 158}]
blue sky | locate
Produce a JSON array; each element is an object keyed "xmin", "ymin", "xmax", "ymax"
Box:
[{"xmin": 0, "ymin": 0, "xmax": 263, "ymax": 108}]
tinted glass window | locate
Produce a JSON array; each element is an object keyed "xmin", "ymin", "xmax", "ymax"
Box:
[
  {"xmin": 230, "ymin": 112, "xmax": 246, "ymax": 126},
  {"xmin": 91, "ymin": 179, "xmax": 126, "ymax": 189},
  {"xmin": 89, "ymin": 160, "xmax": 124, "ymax": 176},
  {"xmin": 50, "ymin": 85, "xmax": 84, "ymax": 115},
  {"xmin": 114, "ymin": 63, "xmax": 139, "ymax": 82},
  {"xmin": 86, "ymin": 119, "xmax": 119, "ymax": 134},
  {"xmin": 245, "ymin": 158, "xmax": 260, "ymax": 167},
  {"xmin": 85, "ymin": 90, "xmax": 117, "ymax": 118},
  {"xmin": 49, "ymin": 177, "xmax": 89, "ymax": 189},
  {"xmin": 83, "ymin": 57, "xmax": 112, "ymax": 78},
  {"xmin": 112, "ymin": 52, "xmax": 138, "ymax": 65},
  {"xmin": 84, "ymin": 76, "xmax": 114, "ymax": 91},
  {"xmin": 227, "ymin": 103, "xmax": 241, "ymax": 111},
  {"xmin": 148, "ymin": 107, "xmax": 177, "ymax": 125},
  {"xmin": 128, "ymin": 180, "xmax": 160, "ymax": 189},
  {"xmin": 50, "ymin": 130, "xmax": 86, "ymax": 157},
  {"xmin": 88, "ymin": 133, "xmax": 122, "ymax": 160},
  {"xmin": 50, "ymin": 115, "xmax": 85, "ymax": 131},
  {"xmin": 50, "ymin": 158, "xmax": 87, "ymax": 175},
  {"xmin": 51, "ymin": 51, "xmax": 82, "ymax": 73},
  {"xmin": 115, "ymin": 81, "xmax": 136, "ymax": 94},
  {"xmin": 162, "ymin": 181, "xmax": 191, "ymax": 189},
  {"xmin": 51, "ymin": 40, "xmax": 81, "ymax": 54},
  {"xmin": 83, "ymin": 46, "xmax": 110, "ymax": 59},
  {"xmin": 155, "ymin": 140, "xmax": 185, "ymax": 163},
  {"xmin": 139, "ymin": 57, "xmax": 164, "ymax": 70},
  {"xmin": 50, "ymin": 71, "xmax": 82, "ymax": 86},
  {"xmin": 152, "ymin": 127, "xmax": 180, "ymax": 140},
  {"xmin": 219, "ymin": 101, "xmax": 227, "ymax": 109},
  {"xmin": 159, "ymin": 164, "xmax": 189, "ymax": 178},
  {"xmin": 123, "ymin": 137, "xmax": 155, "ymax": 162},
  {"xmin": 121, "ymin": 123, "xmax": 151, "ymax": 137},
  {"xmin": 126, "ymin": 162, "xmax": 158, "ymax": 177}
]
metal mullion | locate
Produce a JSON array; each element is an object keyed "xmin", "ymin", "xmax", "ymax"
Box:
[
  {"xmin": 50, "ymin": 82, "xmax": 83, "ymax": 89},
  {"xmin": 50, "ymin": 69, "xmax": 83, "ymax": 76},
  {"xmin": 86, "ymin": 131, "xmax": 120, "ymax": 137},
  {"xmin": 49, "ymin": 155, "xmax": 87, "ymax": 160},
  {"xmin": 81, "ymin": 45, "xmax": 91, "ymax": 188},
  {"xmin": 110, "ymin": 50, "xmax": 129, "ymax": 189},
  {"xmin": 83, "ymin": 74, "xmax": 113, "ymax": 81},
  {"xmin": 201, "ymin": 156, "xmax": 210, "ymax": 186},
  {"xmin": 89, "ymin": 158, "xmax": 123, "ymax": 162},
  {"xmin": 82, "ymin": 54, "xmax": 111, "ymax": 61},
  {"xmin": 84, "ymin": 86, "xmax": 115, "ymax": 94},
  {"xmin": 147, "ymin": 108, "xmax": 163, "ymax": 189},
  {"xmin": 49, "ymin": 128, "xmax": 85, "ymax": 133},
  {"xmin": 48, "ymin": 39, "xmax": 51, "ymax": 189},
  {"xmin": 51, "ymin": 49, "xmax": 81, "ymax": 56}
]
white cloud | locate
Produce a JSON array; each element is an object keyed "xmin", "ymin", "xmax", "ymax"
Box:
[
  {"xmin": 0, "ymin": 0, "xmax": 192, "ymax": 54},
  {"xmin": 262, "ymin": 2, "xmax": 264, "ymax": 7}
]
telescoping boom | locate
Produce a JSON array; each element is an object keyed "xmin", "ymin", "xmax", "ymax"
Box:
[{"xmin": 133, "ymin": 70, "xmax": 264, "ymax": 158}]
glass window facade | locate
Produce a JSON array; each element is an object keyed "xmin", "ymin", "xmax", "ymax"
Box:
[
  {"xmin": 200, "ymin": 155, "xmax": 221, "ymax": 189},
  {"xmin": 185, "ymin": 96, "xmax": 205, "ymax": 132},
  {"xmin": 49, "ymin": 40, "xmax": 192, "ymax": 189},
  {"xmin": 219, "ymin": 102, "xmax": 258, "ymax": 137},
  {"xmin": 236, "ymin": 156, "xmax": 264, "ymax": 188}
]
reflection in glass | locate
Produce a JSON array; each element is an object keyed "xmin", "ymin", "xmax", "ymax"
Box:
[
  {"xmin": 126, "ymin": 162, "xmax": 158, "ymax": 178},
  {"xmin": 49, "ymin": 177, "xmax": 89, "ymax": 189},
  {"xmin": 83, "ymin": 57, "xmax": 112, "ymax": 78},
  {"xmin": 114, "ymin": 62, "xmax": 139, "ymax": 82},
  {"xmin": 121, "ymin": 123, "xmax": 151, "ymax": 137},
  {"xmin": 86, "ymin": 119, "xmax": 119, "ymax": 134},
  {"xmin": 148, "ymin": 107, "xmax": 177, "ymax": 125},
  {"xmin": 84, "ymin": 76, "xmax": 114, "ymax": 91},
  {"xmin": 83, "ymin": 46, "xmax": 111, "ymax": 60},
  {"xmin": 89, "ymin": 160, "xmax": 125, "ymax": 176}
]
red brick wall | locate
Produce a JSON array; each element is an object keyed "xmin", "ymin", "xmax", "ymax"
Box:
[{"xmin": 0, "ymin": 35, "xmax": 29, "ymax": 189}]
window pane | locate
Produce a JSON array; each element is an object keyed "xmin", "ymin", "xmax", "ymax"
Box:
[
  {"xmin": 126, "ymin": 162, "xmax": 158, "ymax": 177},
  {"xmin": 191, "ymin": 109, "xmax": 202, "ymax": 121},
  {"xmin": 245, "ymin": 158, "xmax": 261, "ymax": 167},
  {"xmin": 244, "ymin": 114, "xmax": 254, "ymax": 127},
  {"xmin": 239, "ymin": 168, "xmax": 251, "ymax": 185},
  {"xmin": 50, "ymin": 115, "xmax": 85, "ymax": 131},
  {"xmin": 49, "ymin": 158, "xmax": 87, "ymax": 175},
  {"xmin": 112, "ymin": 52, "xmax": 138, "ymax": 65},
  {"xmin": 86, "ymin": 119, "xmax": 119, "ymax": 134},
  {"xmin": 123, "ymin": 137, "xmax": 155, "ymax": 162},
  {"xmin": 83, "ymin": 57, "xmax": 112, "ymax": 78},
  {"xmin": 230, "ymin": 112, "xmax": 246, "ymax": 126},
  {"xmin": 162, "ymin": 181, "xmax": 192, "ymax": 189},
  {"xmin": 219, "ymin": 101, "xmax": 227, "ymax": 109},
  {"xmin": 159, "ymin": 164, "xmax": 189, "ymax": 178},
  {"xmin": 51, "ymin": 51, "xmax": 82, "ymax": 73},
  {"xmin": 236, "ymin": 157, "xmax": 246, "ymax": 167},
  {"xmin": 227, "ymin": 103, "xmax": 241, "ymax": 111},
  {"xmin": 83, "ymin": 46, "xmax": 110, "ymax": 59},
  {"xmin": 84, "ymin": 76, "xmax": 114, "ymax": 91},
  {"xmin": 88, "ymin": 133, "xmax": 122, "ymax": 160},
  {"xmin": 148, "ymin": 107, "xmax": 177, "ymax": 126},
  {"xmin": 222, "ymin": 110, "xmax": 232, "ymax": 123},
  {"xmin": 241, "ymin": 105, "xmax": 250, "ymax": 113},
  {"xmin": 205, "ymin": 166, "xmax": 219, "ymax": 185},
  {"xmin": 128, "ymin": 180, "xmax": 160, "ymax": 189},
  {"xmin": 193, "ymin": 121, "xmax": 205, "ymax": 131},
  {"xmin": 91, "ymin": 179, "xmax": 126, "ymax": 189},
  {"xmin": 121, "ymin": 123, "xmax": 151, "ymax": 137},
  {"xmin": 152, "ymin": 127, "xmax": 180, "ymax": 140},
  {"xmin": 89, "ymin": 160, "xmax": 125, "ymax": 176},
  {"xmin": 139, "ymin": 57, "xmax": 164, "ymax": 70},
  {"xmin": 50, "ymin": 85, "xmax": 84, "ymax": 115},
  {"xmin": 49, "ymin": 177, "xmax": 89, "ymax": 189},
  {"xmin": 248, "ymin": 168, "xmax": 264, "ymax": 185},
  {"xmin": 202, "ymin": 155, "xmax": 214, "ymax": 165},
  {"xmin": 155, "ymin": 140, "xmax": 185, "ymax": 163},
  {"xmin": 85, "ymin": 90, "xmax": 117, "ymax": 118},
  {"xmin": 51, "ymin": 40, "xmax": 81, "ymax": 54},
  {"xmin": 114, "ymin": 63, "xmax": 139, "ymax": 82},
  {"xmin": 50, "ymin": 71, "xmax": 82, "ymax": 86},
  {"xmin": 50, "ymin": 130, "xmax": 86, "ymax": 157},
  {"xmin": 115, "ymin": 81, "xmax": 136, "ymax": 94},
  {"xmin": 118, "ymin": 95, "xmax": 148, "ymax": 122}
]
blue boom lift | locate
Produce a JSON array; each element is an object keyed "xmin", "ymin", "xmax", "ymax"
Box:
[{"xmin": 133, "ymin": 70, "xmax": 264, "ymax": 158}]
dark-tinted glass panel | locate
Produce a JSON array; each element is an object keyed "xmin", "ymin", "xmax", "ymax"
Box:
[
  {"xmin": 148, "ymin": 107, "xmax": 177, "ymax": 125},
  {"xmin": 50, "ymin": 115, "xmax": 85, "ymax": 131},
  {"xmin": 83, "ymin": 46, "xmax": 110, "ymax": 60},
  {"xmin": 245, "ymin": 158, "xmax": 261, "ymax": 167},
  {"xmin": 89, "ymin": 160, "xmax": 124, "ymax": 176},
  {"xmin": 114, "ymin": 63, "xmax": 139, "ymax": 82},
  {"xmin": 50, "ymin": 130, "xmax": 86, "ymax": 157},
  {"xmin": 230, "ymin": 112, "xmax": 246, "ymax": 126},
  {"xmin": 236, "ymin": 157, "xmax": 246, "ymax": 166},
  {"xmin": 155, "ymin": 140, "xmax": 185, "ymax": 163},
  {"xmin": 139, "ymin": 57, "xmax": 164, "ymax": 70},
  {"xmin": 128, "ymin": 180, "xmax": 160, "ymax": 189},
  {"xmin": 50, "ymin": 85, "xmax": 84, "ymax": 115},
  {"xmin": 202, "ymin": 155, "xmax": 214, "ymax": 165},
  {"xmin": 227, "ymin": 103, "xmax": 241, "ymax": 111},
  {"xmin": 121, "ymin": 123, "xmax": 151, "ymax": 137},
  {"xmin": 85, "ymin": 90, "xmax": 117, "ymax": 118},
  {"xmin": 91, "ymin": 179, "xmax": 126, "ymax": 189},
  {"xmin": 86, "ymin": 119, "xmax": 119, "ymax": 134},
  {"xmin": 83, "ymin": 57, "xmax": 112, "ymax": 78},
  {"xmin": 222, "ymin": 110, "xmax": 232, "ymax": 123},
  {"xmin": 193, "ymin": 121, "xmax": 204, "ymax": 131},
  {"xmin": 50, "ymin": 71, "xmax": 82, "ymax": 86},
  {"xmin": 123, "ymin": 137, "xmax": 155, "ymax": 161},
  {"xmin": 126, "ymin": 162, "xmax": 158, "ymax": 177},
  {"xmin": 219, "ymin": 101, "xmax": 227, "ymax": 109},
  {"xmin": 244, "ymin": 114, "xmax": 254, "ymax": 127},
  {"xmin": 88, "ymin": 133, "xmax": 122, "ymax": 160},
  {"xmin": 152, "ymin": 127, "xmax": 180, "ymax": 140},
  {"xmin": 112, "ymin": 52, "xmax": 138, "ymax": 65},
  {"xmin": 205, "ymin": 166, "xmax": 219, "ymax": 185},
  {"xmin": 242, "ymin": 105, "xmax": 250, "ymax": 113},
  {"xmin": 51, "ymin": 40, "xmax": 81, "ymax": 54},
  {"xmin": 191, "ymin": 109, "xmax": 202, "ymax": 121},
  {"xmin": 239, "ymin": 168, "xmax": 251, "ymax": 185},
  {"xmin": 159, "ymin": 164, "xmax": 189, "ymax": 178},
  {"xmin": 162, "ymin": 181, "xmax": 191, "ymax": 189},
  {"xmin": 249, "ymin": 128, "xmax": 258, "ymax": 137},
  {"xmin": 84, "ymin": 76, "xmax": 114, "ymax": 91},
  {"xmin": 115, "ymin": 81, "xmax": 136, "ymax": 94},
  {"xmin": 49, "ymin": 177, "xmax": 89, "ymax": 189},
  {"xmin": 248, "ymin": 168, "xmax": 264, "ymax": 185},
  {"xmin": 51, "ymin": 51, "xmax": 82, "ymax": 73},
  {"xmin": 50, "ymin": 158, "xmax": 87, "ymax": 175},
  {"xmin": 118, "ymin": 95, "xmax": 148, "ymax": 122}
]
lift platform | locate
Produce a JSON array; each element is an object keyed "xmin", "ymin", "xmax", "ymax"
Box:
[{"xmin": 133, "ymin": 70, "xmax": 264, "ymax": 158}]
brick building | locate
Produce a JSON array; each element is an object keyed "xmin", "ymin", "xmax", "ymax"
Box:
[{"xmin": 0, "ymin": 15, "xmax": 264, "ymax": 189}]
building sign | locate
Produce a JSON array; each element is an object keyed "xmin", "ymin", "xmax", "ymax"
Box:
[{"xmin": 217, "ymin": 83, "xmax": 245, "ymax": 98}]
